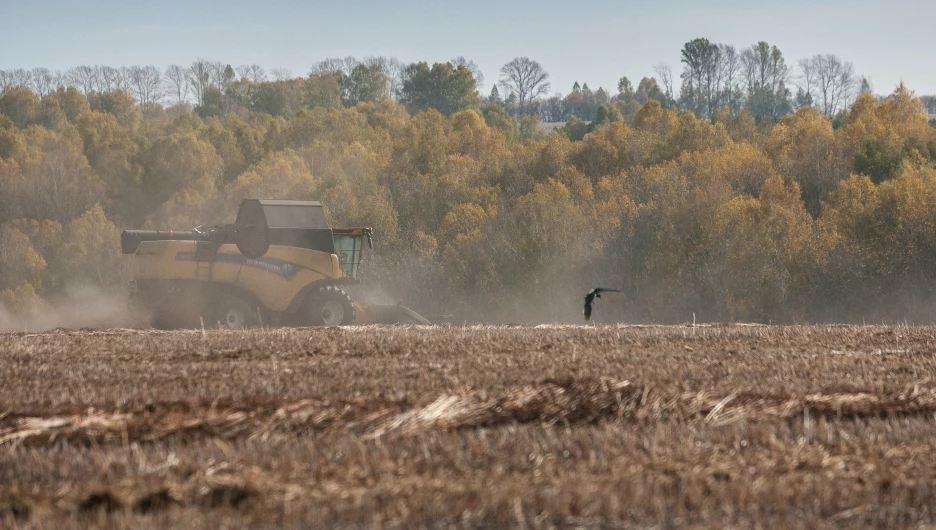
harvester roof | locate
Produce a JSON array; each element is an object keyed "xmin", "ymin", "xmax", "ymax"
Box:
[{"xmin": 236, "ymin": 199, "xmax": 330, "ymax": 229}]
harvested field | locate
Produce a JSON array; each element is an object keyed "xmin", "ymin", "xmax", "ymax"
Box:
[{"xmin": 3, "ymin": 324, "xmax": 936, "ymax": 528}]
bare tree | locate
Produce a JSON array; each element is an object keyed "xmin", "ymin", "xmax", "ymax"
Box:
[
  {"xmin": 188, "ymin": 59, "xmax": 213, "ymax": 104},
  {"xmin": 654, "ymin": 63, "xmax": 675, "ymax": 103},
  {"xmin": 30, "ymin": 68, "xmax": 54, "ymax": 96},
  {"xmin": 718, "ymin": 46, "xmax": 743, "ymax": 110},
  {"xmin": 341, "ymin": 57, "xmax": 359, "ymax": 74},
  {"xmin": 89, "ymin": 66, "xmax": 108, "ymax": 92},
  {"xmin": 13, "ymin": 69, "xmax": 33, "ymax": 88},
  {"xmin": 98, "ymin": 66, "xmax": 114, "ymax": 91},
  {"xmin": 0, "ymin": 70, "xmax": 15, "ymax": 92},
  {"xmin": 129, "ymin": 65, "xmax": 164, "ymax": 107},
  {"xmin": 800, "ymin": 54, "xmax": 857, "ymax": 116},
  {"xmin": 10, "ymin": 69, "xmax": 31, "ymax": 88},
  {"xmin": 739, "ymin": 41, "xmax": 791, "ymax": 117},
  {"xmin": 365, "ymin": 56, "xmax": 406, "ymax": 98},
  {"xmin": 99, "ymin": 66, "xmax": 121, "ymax": 91},
  {"xmin": 796, "ymin": 57, "xmax": 817, "ymax": 105},
  {"xmin": 741, "ymin": 42, "xmax": 789, "ymax": 95},
  {"xmin": 51, "ymin": 70, "xmax": 65, "ymax": 90},
  {"xmin": 499, "ymin": 57, "xmax": 550, "ymax": 114},
  {"xmin": 311, "ymin": 57, "xmax": 356, "ymax": 76},
  {"xmin": 236, "ymin": 64, "xmax": 266, "ymax": 83},
  {"xmin": 386, "ymin": 58, "xmax": 407, "ymax": 99},
  {"xmin": 208, "ymin": 61, "xmax": 231, "ymax": 89},
  {"xmin": 919, "ymin": 95, "xmax": 936, "ymax": 115},
  {"xmin": 451, "ymin": 56, "xmax": 484, "ymax": 90},
  {"xmin": 271, "ymin": 67, "xmax": 293, "ymax": 81},
  {"xmin": 164, "ymin": 64, "xmax": 189, "ymax": 105},
  {"xmin": 66, "ymin": 66, "xmax": 96, "ymax": 93},
  {"xmin": 116, "ymin": 66, "xmax": 133, "ymax": 92},
  {"xmin": 128, "ymin": 66, "xmax": 144, "ymax": 102}
]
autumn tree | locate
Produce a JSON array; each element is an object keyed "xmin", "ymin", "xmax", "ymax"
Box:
[
  {"xmin": 249, "ymin": 79, "xmax": 305, "ymax": 117},
  {"xmin": 0, "ymin": 224, "xmax": 47, "ymax": 294},
  {"xmin": 74, "ymin": 110, "xmax": 143, "ymax": 223},
  {"xmin": 304, "ymin": 73, "xmax": 342, "ymax": 109},
  {"xmin": 141, "ymin": 132, "xmax": 223, "ymax": 210},
  {"xmin": 481, "ymin": 103, "xmax": 517, "ymax": 141},
  {"xmin": 765, "ymin": 106, "xmax": 845, "ymax": 215},
  {"xmin": 716, "ymin": 178, "xmax": 817, "ymax": 321},
  {"xmin": 562, "ymin": 116, "xmax": 588, "ymax": 141},
  {"xmin": 87, "ymin": 89, "xmax": 141, "ymax": 128},
  {"xmin": 56, "ymin": 205, "xmax": 126, "ymax": 292},
  {"xmin": 5, "ymin": 61, "xmax": 936, "ymax": 323},
  {"xmin": 819, "ymin": 162, "xmax": 936, "ymax": 319},
  {"xmin": 842, "ymin": 83, "xmax": 935, "ymax": 183},
  {"xmin": 0, "ymin": 86, "xmax": 39, "ymax": 128},
  {"xmin": 226, "ymin": 150, "xmax": 320, "ymax": 208},
  {"xmin": 1, "ymin": 126, "xmax": 104, "ymax": 222}
]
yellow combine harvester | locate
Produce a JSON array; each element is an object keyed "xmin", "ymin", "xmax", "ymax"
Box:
[{"xmin": 121, "ymin": 199, "xmax": 429, "ymax": 329}]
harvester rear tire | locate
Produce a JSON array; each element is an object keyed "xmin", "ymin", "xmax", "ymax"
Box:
[
  {"xmin": 304, "ymin": 286, "xmax": 355, "ymax": 326},
  {"xmin": 214, "ymin": 293, "xmax": 258, "ymax": 330}
]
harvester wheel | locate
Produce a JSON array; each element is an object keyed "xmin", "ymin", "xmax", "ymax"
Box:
[
  {"xmin": 215, "ymin": 294, "xmax": 257, "ymax": 330},
  {"xmin": 304, "ymin": 286, "xmax": 355, "ymax": 326}
]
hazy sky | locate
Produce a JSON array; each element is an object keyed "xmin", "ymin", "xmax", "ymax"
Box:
[{"xmin": 2, "ymin": 0, "xmax": 935, "ymax": 97}]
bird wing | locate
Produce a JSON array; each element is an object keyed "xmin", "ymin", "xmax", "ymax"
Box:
[{"xmin": 584, "ymin": 288, "xmax": 620, "ymax": 321}]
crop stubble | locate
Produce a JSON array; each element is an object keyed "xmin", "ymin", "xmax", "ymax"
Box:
[{"xmin": 2, "ymin": 324, "xmax": 936, "ymax": 528}]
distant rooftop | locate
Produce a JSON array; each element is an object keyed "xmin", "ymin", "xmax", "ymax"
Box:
[{"xmin": 538, "ymin": 121, "xmax": 567, "ymax": 134}]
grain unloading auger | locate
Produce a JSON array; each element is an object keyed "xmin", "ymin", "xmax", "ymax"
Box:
[{"xmin": 121, "ymin": 199, "xmax": 430, "ymax": 329}]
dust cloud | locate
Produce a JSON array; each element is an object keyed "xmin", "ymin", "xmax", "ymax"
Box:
[{"xmin": 0, "ymin": 285, "xmax": 147, "ymax": 333}]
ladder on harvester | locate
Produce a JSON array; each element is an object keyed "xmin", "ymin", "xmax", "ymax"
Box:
[{"xmin": 195, "ymin": 241, "xmax": 216, "ymax": 281}]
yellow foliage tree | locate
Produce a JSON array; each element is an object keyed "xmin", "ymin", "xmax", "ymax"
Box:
[
  {"xmin": 57, "ymin": 205, "xmax": 127, "ymax": 292},
  {"xmin": 226, "ymin": 149, "xmax": 320, "ymax": 211},
  {"xmin": 0, "ymin": 224, "xmax": 47, "ymax": 292},
  {"xmin": 765, "ymin": 107, "xmax": 846, "ymax": 216},
  {"xmin": 716, "ymin": 178, "xmax": 819, "ymax": 321}
]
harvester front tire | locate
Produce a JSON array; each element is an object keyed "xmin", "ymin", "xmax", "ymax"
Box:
[
  {"xmin": 215, "ymin": 294, "xmax": 258, "ymax": 330},
  {"xmin": 304, "ymin": 286, "xmax": 355, "ymax": 326}
]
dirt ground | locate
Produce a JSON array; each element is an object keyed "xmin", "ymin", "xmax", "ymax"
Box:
[{"xmin": 3, "ymin": 324, "xmax": 936, "ymax": 528}]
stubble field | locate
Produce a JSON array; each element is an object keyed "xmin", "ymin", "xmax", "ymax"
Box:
[{"xmin": 3, "ymin": 324, "xmax": 936, "ymax": 528}]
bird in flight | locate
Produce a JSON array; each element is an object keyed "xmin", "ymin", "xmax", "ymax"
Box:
[{"xmin": 584, "ymin": 288, "xmax": 621, "ymax": 321}]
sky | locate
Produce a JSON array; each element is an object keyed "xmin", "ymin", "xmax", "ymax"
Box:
[{"xmin": 1, "ymin": 0, "xmax": 935, "ymax": 98}]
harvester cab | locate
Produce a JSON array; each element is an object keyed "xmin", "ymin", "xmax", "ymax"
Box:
[{"xmin": 121, "ymin": 199, "xmax": 426, "ymax": 329}]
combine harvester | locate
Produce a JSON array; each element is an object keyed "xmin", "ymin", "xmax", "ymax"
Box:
[{"xmin": 121, "ymin": 199, "xmax": 430, "ymax": 329}]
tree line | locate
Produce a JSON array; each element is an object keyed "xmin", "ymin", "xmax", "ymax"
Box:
[
  {"xmin": 1, "ymin": 46, "xmax": 936, "ymax": 323},
  {"xmin": 5, "ymin": 38, "xmax": 931, "ymax": 126}
]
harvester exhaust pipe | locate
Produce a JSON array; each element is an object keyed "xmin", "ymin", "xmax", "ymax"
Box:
[
  {"xmin": 121, "ymin": 230, "xmax": 199, "ymax": 254},
  {"xmin": 121, "ymin": 224, "xmax": 270, "ymax": 259}
]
